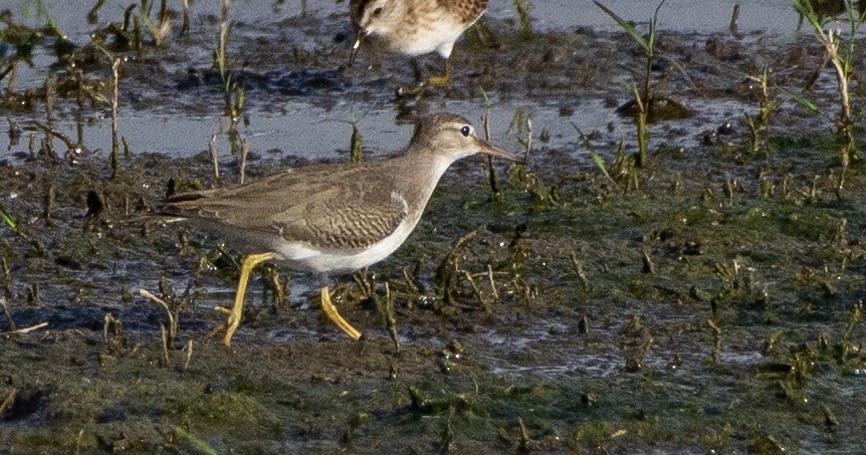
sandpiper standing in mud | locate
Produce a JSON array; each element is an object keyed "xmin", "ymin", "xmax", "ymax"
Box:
[
  {"xmin": 160, "ymin": 114, "xmax": 517, "ymax": 346},
  {"xmin": 349, "ymin": 0, "xmax": 490, "ymax": 92}
]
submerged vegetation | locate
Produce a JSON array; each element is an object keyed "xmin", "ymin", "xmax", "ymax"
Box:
[{"xmin": 1, "ymin": 0, "xmax": 865, "ymax": 453}]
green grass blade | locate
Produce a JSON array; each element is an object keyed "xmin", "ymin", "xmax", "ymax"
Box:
[
  {"xmin": 0, "ymin": 203, "xmax": 16, "ymax": 230},
  {"xmin": 593, "ymin": 1, "xmax": 650, "ymax": 53},
  {"xmin": 792, "ymin": 0, "xmax": 827, "ymax": 37},
  {"xmin": 573, "ymin": 123, "xmax": 615, "ymax": 184},
  {"xmin": 589, "ymin": 149, "xmax": 614, "ymax": 184},
  {"xmin": 174, "ymin": 426, "xmax": 219, "ymax": 455},
  {"xmin": 647, "ymin": 0, "xmax": 667, "ymax": 52},
  {"xmin": 785, "ymin": 90, "xmax": 820, "ymax": 114}
]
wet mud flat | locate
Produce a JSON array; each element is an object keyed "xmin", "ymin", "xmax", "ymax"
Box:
[{"xmin": 2, "ymin": 2, "xmax": 866, "ymax": 454}]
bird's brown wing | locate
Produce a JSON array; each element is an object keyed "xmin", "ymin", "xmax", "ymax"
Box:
[
  {"xmin": 162, "ymin": 164, "xmax": 407, "ymax": 250},
  {"xmin": 438, "ymin": 0, "xmax": 489, "ymax": 23}
]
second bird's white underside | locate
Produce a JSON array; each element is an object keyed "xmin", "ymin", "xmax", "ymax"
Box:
[{"xmin": 389, "ymin": 12, "xmax": 483, "ymax": 58}]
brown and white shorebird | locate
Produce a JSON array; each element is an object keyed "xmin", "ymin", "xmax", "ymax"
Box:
[
  {"xmin": 350, "ymin": 0, "xmax": 490, "ymax": 87},
  {"xmin": 161, "ymin": 113, "xmax": 517, "ymax": 346}
]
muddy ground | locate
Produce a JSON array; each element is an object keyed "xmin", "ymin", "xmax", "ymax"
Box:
[{"xmin": 1, "ymin": 2, "xmax": 866, "ymax": 454}]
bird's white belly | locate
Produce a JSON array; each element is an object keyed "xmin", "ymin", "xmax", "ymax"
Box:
[
  {"xmin": 273, "ymin": 216, "xmax": 419, "ymax": 274},
  {"xmin": 394, "ymin": 16, "xmax": 472, "ymax": 57}
]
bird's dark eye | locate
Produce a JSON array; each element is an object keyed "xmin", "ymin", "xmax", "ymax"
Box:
[
  {"xmin": 460, "ymin": 126, "xmax": 471, "ymax": 137},
  {"xmin": 372, "ymin": 6, "xmax": 383, "ymax": 16}
]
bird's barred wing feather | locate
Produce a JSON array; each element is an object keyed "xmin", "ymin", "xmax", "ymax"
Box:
[{"xmin": 162, "ymin": 164, "xmax": 407, "ymax": 250}]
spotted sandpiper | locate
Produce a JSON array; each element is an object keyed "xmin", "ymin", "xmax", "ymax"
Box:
[
  {"xmin": 161, "ymin": 113, "xmax": 517, "ymax": 346},
  {"xmin": 350, "ymin": 0, "xmax": 490, "ymax": 88}
]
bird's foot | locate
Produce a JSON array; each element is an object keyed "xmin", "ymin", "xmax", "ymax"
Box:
[
  {"xmin": 395, "ymin": 71, "xmax": 449, "ymax": 99},
  {"xmin": 321, "ymin": 286, "xmax": 363, "ymax": 340},
  {"xmin": 395, "ymin": 82, "xmax": 428, "ymax": 100},
  {"xmin": 425, "ymin": 73, "xmax": 449, "ymax": 87}
]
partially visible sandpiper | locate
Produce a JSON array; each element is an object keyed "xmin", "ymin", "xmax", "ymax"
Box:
[{"xmin": 350, "ymin": 0, "xmax": 490, "ymax": 89}]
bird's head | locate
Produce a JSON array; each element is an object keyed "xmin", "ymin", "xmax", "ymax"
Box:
[
  {"xmin": 355, "ymin": 0, "xmax": 405, "ymax": 36},
  {"xmin": 407, "ymin": 113, "xmax": 519, "ymax": 163}
]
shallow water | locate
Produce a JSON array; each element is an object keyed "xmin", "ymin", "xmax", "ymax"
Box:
[{"xmin": 1, "ymin": 0, "xmax": 816, "ymax": 161}]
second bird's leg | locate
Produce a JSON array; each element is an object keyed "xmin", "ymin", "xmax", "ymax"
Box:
[
  {"xmin": 320, "ymin": 286, "xmax": 362, "ymax": 340},
  {"xmin": 425, "ymin": 57, "xmax": 451, "ymax": 87},
  {"xmin": 397, "ymin": 58, "xmax": 449, "ymax": 98},
  {"xmin": 219, "ymin": 252, "xmax": 276, "ymax": 346}
]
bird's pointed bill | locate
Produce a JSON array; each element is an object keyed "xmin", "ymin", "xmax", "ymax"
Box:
[
  {"xmin": 348, "ymin": 34, "xmax": 363, "ymax": 67},
  {"xmin": 477, "ymin": 140, "xmax": 521, "ymax": 162}
]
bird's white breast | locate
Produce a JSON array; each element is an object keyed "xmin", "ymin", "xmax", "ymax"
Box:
[{"xmin": 393, "ymin": 13, "xmax": 475, "ymax": 58}]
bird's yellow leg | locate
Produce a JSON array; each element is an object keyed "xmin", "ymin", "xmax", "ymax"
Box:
[
  {"xmin": 426, "ymin": 58, "xmax": 451, "ymax": 86},
  {"xmin": 396, "ymin": 58, "xmax": 450, "ymax": 98},
  {"xmin": 220, "ymin": 252, "xmax": 276, "ymax": 346},
  {"xmin": 320, "ymin": 286, "xmax": 362, "ymax": 340}
]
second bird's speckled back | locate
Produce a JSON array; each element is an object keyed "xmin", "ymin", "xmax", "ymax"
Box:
[{"xmin": 353, "ymin": 0, "xmax": 489, "ymax": 58}]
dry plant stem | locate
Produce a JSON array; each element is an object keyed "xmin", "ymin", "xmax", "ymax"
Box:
[
  {"xmin": 44, "ymin": 76, "xmax": 54, "ymax": 129},
  {"xmin": 824, "ymin": 30, "xmax": 854, "ymax": 189},
  {"xmin": 636, "ymin": 5, "xmax": 657, "ymax": 168},
  {"xmin": 160, "ymin": 324, "xmax": 170, "ymax": 365},
  {"xmin": 110, "ymin": 58, "xmax": 121, "ymax": 180},
  {"xmin": 7, "ymin": 322, "xmax": 48, "ymax": 334},
  {"xmin": 239, "ymin": 138, "xmax": 249, "ymax": 184},
  {"xmin": 0, "ymin": 64, "xmax": 14, "ymax": 93},
  {"xmin": 707, "ymin": 319, "xmax": 722, "ymax": 364},
  {"xmin": 464, "ymin": 270, "xmax": 489, "ymax": 311},
  {"xmin": 0, "ymin": 297, "xmax": 16, "ymax": 332},
  {"xmin": 0, "ymin": 388, "xmax": 16, "ymax": 417},
  {"xmin": 633, "ymin": 85, "xmax": 648, "ymax": 167},
  {"xmin": 184, "ymin": 340, "xmax": 193, "ymax": 369},
  {"xmin": 103, "ymin": 313, "xmax": 120, "ymax": 343},
  {"xmin": 487, "ymin": 264, "xmax": 500, "ymax": 301},
  {"xmin": 2, "ymin": 64, "xmax": 16, "ymax": 95},
  {"xmin": 454, "ymin": 229, "xmax": 478, "ymax": 249},
  {"xmin": 383, "ymin": 282, "xmax": 399, "ymax": 352},
  {"xmin": 795, "ymin": 0, "xmax": 860, "ymax": 186},
  {"xmin": 74, "ymin": 429, "xmax": 84, "ymax": 455},
  {"xmin": 32, "ymin": 121, "xmax": 77, "ymax": 150},
  {"xmin": 180, "ymin": 0, "xmax": 190, "ymax": 36},
  {"xmin": 482, "ymin": 100, "xmax": 501, "ymax": 196},
  {"xmin": 570, "ymin": 253, "xmax": 590, "ymax": 292},
  {"xmin": 743, "ymin": 66, "xmax": 777, "ymax": 156},
  {"xmin": 513, "ymin": 0, "xmax": 533, "ymax": 38},
  {"xmin": 139, "ymin": 288, "xmax": 177, "ymax": 339},
  {"xmin": 729, "ymin": 4, "xmax": 740, "ymax": 34},
  {"xmin": 518, "ymin": 417, "xmax": 531, "ymax": 450},
  {"xmin": 350, "ymin": 118, "xmax": 363, "ymax": 163},
  {"xmin": 825, "ymin": 34, "xmax": 852, "ymax": 193},
  {"xmin": 123, "ymin": 136, "xmax": 131, "ymax": 160},
  {"xmin": 218, "ymin": 0, "xmax": 231, "ymax": 78},
  {"xmin": 209, "ymin": 134, "xmax": 220, "ymax": 179},
  {"xmin": 158, "ymin": 0, "xmax": 167, "ymax": 24},
  {"xmin": 826, "ymin": 34, "xmax": 853, "ymax": 130},
  {"xmin": 641, "ymin": 251, "xmax": 655, "ymax": 274},
  {"xmin": 1, "ymin": 257, "xmax": 11, "ymax": 297}
]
